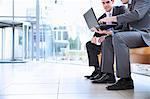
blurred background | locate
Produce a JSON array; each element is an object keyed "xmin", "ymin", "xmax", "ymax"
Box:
[{"xmin": 0, "ymin": 0, "xmax": 122, "ymax": 64}]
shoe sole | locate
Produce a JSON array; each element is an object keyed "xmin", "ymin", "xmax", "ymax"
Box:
[
  {"xmin": 92, "ymin": 80, "xmax": 116, "ymax": 84},
  {"xmin": 106, "ymin": 86, "xmax": 134, "ymax": 90}
]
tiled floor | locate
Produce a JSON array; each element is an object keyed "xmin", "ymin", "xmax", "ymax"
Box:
[{"xmin": 0, "ymin": 61, "xmax": 150, "ymax": 99}]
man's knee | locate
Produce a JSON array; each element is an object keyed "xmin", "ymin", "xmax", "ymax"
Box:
[
  {"xmin": 86, "ymin": 41, "xmax": 91, "ymax": 48},
  {"xmin": 112, "ymin": 33, "xmax": 124, "ymax": 45},
  {"xmin": 86, "ymin": 41, "xmax": 94, "ymax": 49}
]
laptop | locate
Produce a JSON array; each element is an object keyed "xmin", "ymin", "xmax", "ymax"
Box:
[{"xmin": 83, "ymin": 8, "xmax": 116, "ymax": 30}]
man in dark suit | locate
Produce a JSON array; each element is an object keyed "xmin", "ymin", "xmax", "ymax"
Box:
[
  {"xmin": 85, "ymin": 0, "xmax": 128, "ymax": 80},
  {"xmin": 96, "ymin": 0, "xmax": 150, "ymax": 90}
]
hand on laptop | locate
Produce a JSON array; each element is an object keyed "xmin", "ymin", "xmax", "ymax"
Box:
[
  {"xmin": 90, "ymin": 27, "xmax": 99, "ymax": 32},
  {"xmin": 99, "ymin": 16, "xmax": 117, "ymax": 24},
  {"xmin": 90, "ymin": 27, "xmax": 113, "ymax": 35},
  {"xmin": 90, "ymin": 27, "xmax": 106, "ymax": 33},
  {"xmin": 102, "ymin": 30, "xmax": 113, "ymax": 35}
]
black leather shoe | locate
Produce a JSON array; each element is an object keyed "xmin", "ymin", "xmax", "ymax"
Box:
[
  {"xmin": 84, "ymin": 70, "xmax": 97, "ymax": 79},
  {"xmin": 90, "ymin": 73, "xmax": 103, "ymax": 80},
  {"xmin": 84, "ymin": 75, "xmax": 91, "ymax": 79},
  {"xmin": 92, "ymin": 73, "xmax": 116, "ymax": 84},
  {"xmin": 106, "ymin": 78, "xmax": 134, "ymax": 90}
]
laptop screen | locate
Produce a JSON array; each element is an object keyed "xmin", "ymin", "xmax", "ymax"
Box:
[
  {"xmin": 83, "ymin": 8, "xmax": 99, "ymax": 29},
  {"xmin": 83, "ymin": 8, "xmax": 117, "ymax": 30}
]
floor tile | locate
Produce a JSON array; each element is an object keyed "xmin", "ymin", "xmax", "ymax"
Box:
[
  {"xmin": 0, "ymin": 84, "xmax": 58, "ymax": 95},
  {"xmin": 58, "ymin": 93, "xmax": 125, "ymax": 99},
  {"xmin": 0, "ymin": 62, "xmax": 150, "ymax": 99},
  {"xmin": 0, "ymin": 95, "xmax": 57, "ymax": 99}
]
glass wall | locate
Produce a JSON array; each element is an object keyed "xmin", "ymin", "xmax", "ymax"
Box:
[{"xmin": 0, "ymin": 0, "xmax": 122, "ymax": 64}]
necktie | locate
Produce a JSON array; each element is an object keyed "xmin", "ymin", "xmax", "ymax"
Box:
[
  {"xmin": 106, "ymin": 12, "xmax": 112, "ymax": 25},
  {"xmin": 109, "ymin": 12, "xmax": 111, "ymax": 17}
]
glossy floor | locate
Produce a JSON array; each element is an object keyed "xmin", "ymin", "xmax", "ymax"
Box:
[{"xmin": 0, "ymin": 61, "xmax": 150, "ymax": 99}]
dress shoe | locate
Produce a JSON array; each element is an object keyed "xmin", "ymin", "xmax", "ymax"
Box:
[
  {"xmin": 106, "ymin": 78, "xmax": 134, "ymax": 90},
  {"xmin": 84, "ymin": 70, "xmax": 97, "ymax": 79},
  {"xmin": 92, "ymin": 73, "xmax": 116, "ymax": 84},
  {"xmin": 84, "ymin": 75, "xmax": 91, "ymax": 79},
  {"xmin": 89, "ymin": 73, "xmax": 103, "ymax": 80}
]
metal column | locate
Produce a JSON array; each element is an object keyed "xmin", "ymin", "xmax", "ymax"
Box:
[{"xmin": 36, "ymin": 0, "xmax": 40, "ymax": 61}]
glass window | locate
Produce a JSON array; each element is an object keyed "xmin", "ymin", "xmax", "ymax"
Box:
[
  {"xmin": 0, "ymin": 0, "xmax": 12, "ymax": 17},
  {"xmin": 58, "ymin": 31, "xmax": 61, "ymax": 40},
  {"xmin": 63, "ymin": 31, "xmax": 68, "ymax": 40},
  {"xmin": 0, "ymin": 0, "xmax": 123, "ymax": 64}
]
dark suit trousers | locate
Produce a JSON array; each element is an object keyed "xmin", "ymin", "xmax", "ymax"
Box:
[
  {"xmin": 86, "ymin": 41, "xmax": 101, "ymax": 69},
  {"xmin": 101, "ymin": 31, "xmax": 147, "ymax": 78}
]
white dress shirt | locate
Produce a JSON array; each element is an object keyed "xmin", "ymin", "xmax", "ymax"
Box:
[{"xmin": 105, "ymin": 8, "xmax": 113, "ymax": 24}]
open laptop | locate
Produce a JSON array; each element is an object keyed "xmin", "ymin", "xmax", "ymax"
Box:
[{"xmin": 83, "ymin": 8, "xmax": 116, "ymax": 30}]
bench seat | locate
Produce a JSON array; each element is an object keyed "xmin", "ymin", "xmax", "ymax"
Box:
[{"xmin": 130, "ymin": 47, "xmax": 150, "ymax": 64}]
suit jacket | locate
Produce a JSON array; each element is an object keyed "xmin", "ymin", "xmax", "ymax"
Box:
[
  {"xmin": 93, "ymin": 6, "xmax": 127, "ymax": 37},
  {"xmin": 117, "ymin": 0, "xmax": 150, "ymax": 46}
]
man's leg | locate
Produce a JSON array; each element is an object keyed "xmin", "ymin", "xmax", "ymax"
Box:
[
  {"xmin": 92, "ymin": 36, "xmax": 116, "ymax": 83},
  {"xmin": 101, "ymin": 36, "xmax": 114, "ymax": 74},
  {"xmin": 86, "ymin": 41, "xmax": 101, "ymax": 69},
  {"xmin": 85, "ymin": 41, "xmax": 101, "ymax": 79},
  {"xmin": 106, "ymin": 31, "xmax": 147, "ymax": 90},
  {"xmin": 113, "ymin": 31, "xmax": 147, "ymax": 78}
]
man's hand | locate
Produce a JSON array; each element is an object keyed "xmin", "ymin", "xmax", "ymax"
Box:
[
  {"xmin": 91, "ymin": 37, "xmax": 97, "ymax": 44},
  {"xmin": 99, "ymin": 16, "xmax": 117, "ymax": 23},
  {"xmin": 90, "ymin": 27, "xmax": 100, "ymax": 33},
  {"xmin": 91, "ymin": 27, "xmax": 113, "ymax": 35},
  {"xmin": 98, "ymin": 36, "xmax": 106, "ymax": 43},
  {"xmin": 91, "ymin": 36, "xmax": 107, "ymax": 45},
  {"xmin": 102, "ymin": 30, "xmax": 113, "ymax": 35}
]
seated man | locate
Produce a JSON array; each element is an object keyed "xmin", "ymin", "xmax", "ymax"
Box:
[
  {"xmin": 96, "ymin": 0, "xmax": 150, "ymax": 90},
  {"xmin": 85, "ymin": 0, "xmax": 128, "ymax": 80}
]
